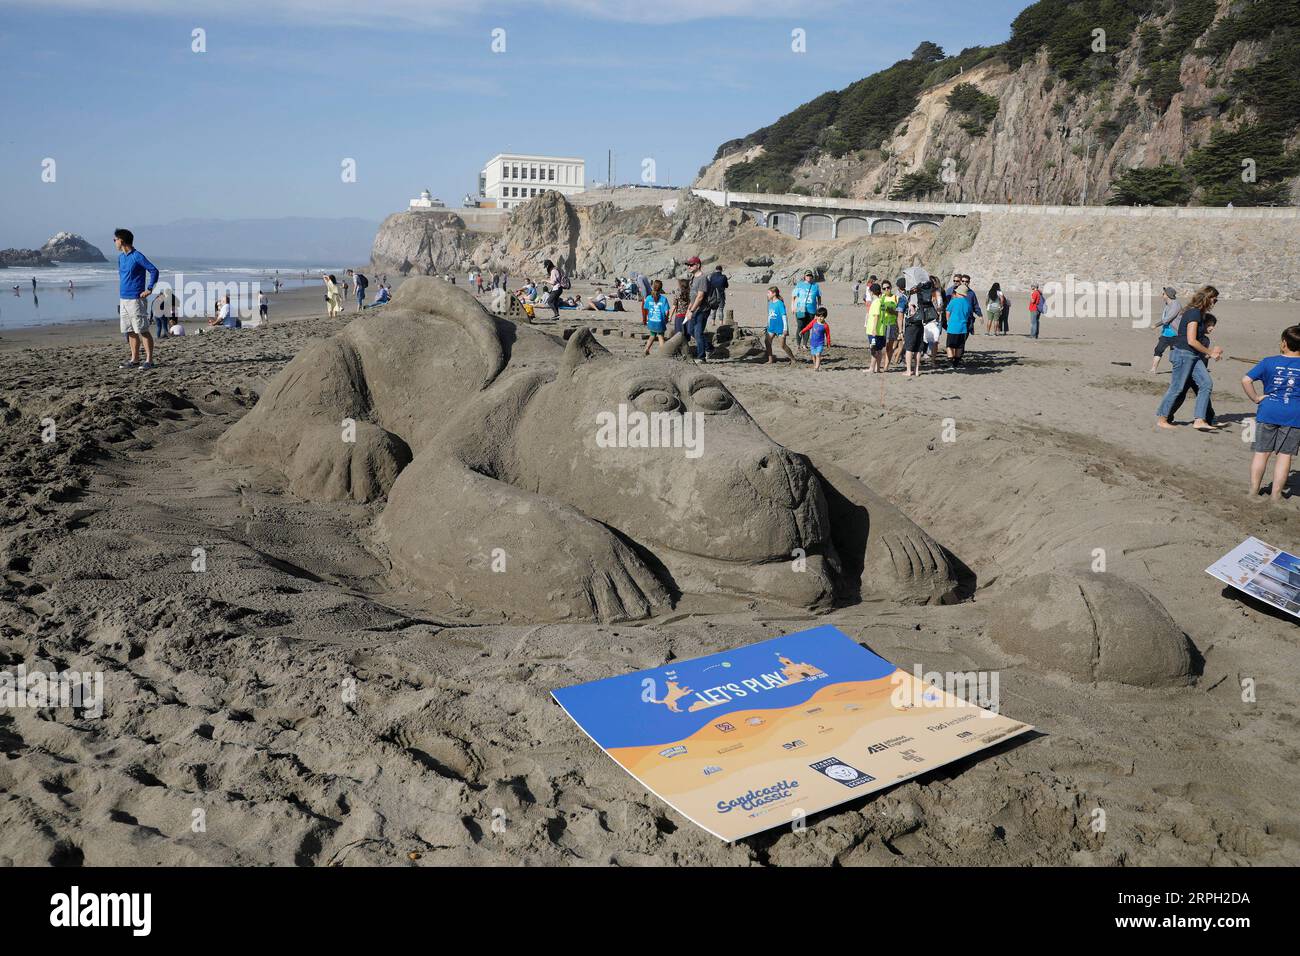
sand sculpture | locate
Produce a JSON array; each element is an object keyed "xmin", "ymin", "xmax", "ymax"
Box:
[
  {"xmin": 986, "ymin": 570, "xmax": 1195, "ymax": 687},
  {"xmin": 218, "ymin": 277, "xmax": 958, "ymax": 622}
]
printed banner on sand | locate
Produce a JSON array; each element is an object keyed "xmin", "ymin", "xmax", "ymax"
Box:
[
  {"xmin": 552, "ymin": 625, "xmax": 1033, "ymax": 841},
  {"xmin": 1207, "ymin": 536, "xmax": 1300, "ymax": 619}
]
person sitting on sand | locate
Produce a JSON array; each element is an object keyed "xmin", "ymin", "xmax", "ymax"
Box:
[
  {"xmin": 1156, "ymin": 285, "xmax": 1221, "ymax": 432},
  {"xmin": 366, "ymin": 284, "xmax": 391, "ymax": 307},
  {"xmin": 642, "ymin": 279, "xmax": 671, "ymax": 356},
  {"xmin": 207, "ymin": 294, "xmax": 240, "ymax": 329},
  {"xmin": 1243, "ymin": 324, "xmax": 1300, "ymax": 501},
  {"xmin": 763, "ymin": 286, "xmax": 795, "ymax": 364},
  {"xmin": 583, "ymin": 291, "xmax": 609, "ymax": 311},
  {"xmin": 168, "ymin": 317, "xmax": 185, "ymax": 336},
  {"xmin": 801, "ymin": 307, "xmax": 831, "ymax": 371}
]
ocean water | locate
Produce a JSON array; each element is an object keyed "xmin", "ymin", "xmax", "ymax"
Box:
[{"xmin": 0, "ymin": 257, "xmax": 347, "ymax": 330}]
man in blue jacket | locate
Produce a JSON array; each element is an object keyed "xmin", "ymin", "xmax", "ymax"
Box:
[{"xmin": 114, "ymin": 228, "xmax": 159, "ymax": 370}]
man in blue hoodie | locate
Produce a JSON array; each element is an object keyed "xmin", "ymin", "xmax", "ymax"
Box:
[{"xmin": 114, "ymin": 228, "xmax": 159, "ymax": 370}]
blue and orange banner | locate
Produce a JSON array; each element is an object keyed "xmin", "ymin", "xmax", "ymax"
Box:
[{"xmin": 552, "ymin": 625, "xmax": 1033, "ymax": 841}]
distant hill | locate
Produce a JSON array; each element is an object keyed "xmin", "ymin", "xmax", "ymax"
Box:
[
  {"xmin": 698, "ymin": 0, "xmax": 1300, "ymax": 207},
  {"xmin": 126, "ymin": 217, "xmax": 381, "ymax": 263}
]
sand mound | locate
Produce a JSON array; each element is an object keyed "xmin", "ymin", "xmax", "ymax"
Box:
[{"xmin": 986, "ymin": 570, "xmax": 1195, "ymax": 687}]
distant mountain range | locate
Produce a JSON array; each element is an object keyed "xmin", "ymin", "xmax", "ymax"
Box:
[{"xmin": 122, "ymin": 217, "xmax": 382, "ymax": 264}]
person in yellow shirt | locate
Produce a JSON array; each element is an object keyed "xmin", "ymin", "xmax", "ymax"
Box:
[
  {"xmin": 323, "ymin": 274, "xmax": 344, "ymax": 318},
  {"xmin": 865, "ymin": 281, "xmax": 899, "ymax": 373}
]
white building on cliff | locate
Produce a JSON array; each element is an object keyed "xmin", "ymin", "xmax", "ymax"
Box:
[{"xmin": 480, "ymin": 154, "xmax": 585, "ymax": 210}]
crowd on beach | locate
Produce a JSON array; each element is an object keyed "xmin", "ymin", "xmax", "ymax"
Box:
[{"xmin": 110, "ymin": 225, "xmax": 1299, "ymax": 501}]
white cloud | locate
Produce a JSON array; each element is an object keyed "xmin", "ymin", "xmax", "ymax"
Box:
[{"xmin": 13, "ymin": 0, "xmax": 845, "ymax": 27}]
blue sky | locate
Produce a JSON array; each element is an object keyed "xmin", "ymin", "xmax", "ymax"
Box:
[{"xmin": 1, "ymin": 0, "xmax": 1027, "ymax": 248}]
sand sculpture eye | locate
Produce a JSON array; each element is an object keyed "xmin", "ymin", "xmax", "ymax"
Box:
[
  {"xmin": 631, "ymin": 386, "xmax": 682, "ymax": 414},
  {"xmin": 690, "ymin": 383, "xmax": 734, "ymax": 412}
]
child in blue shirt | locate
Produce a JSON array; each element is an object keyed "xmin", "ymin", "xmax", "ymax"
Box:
[
  {"xmin": 800, "ymin": 307, "xmax": 831, "ymax": 371},
  {"xmin": 642, "ymin": 279, "xmax": 672, "ymax": 356},
  {"xmin": 1243, "ymin": 325, "xmax": 1300, "ymax": 501},
  {"xmin": 763, "ymin": 286, "xmax": 796, "ymax": 364}
]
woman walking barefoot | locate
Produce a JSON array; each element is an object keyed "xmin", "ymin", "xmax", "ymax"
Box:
[{"xmin": 1155, "ymin": 285, "xmax": 1221, "ymax": 431}]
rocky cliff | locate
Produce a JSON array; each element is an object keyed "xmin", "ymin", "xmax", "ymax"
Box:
[
  {"xmin": 369, "ymin": 210, "xmax": 488, "ymax": 277},
  {"xmin": 699, "ymin": 0, "xmax": 1300, "ymax": 207},
  {"xmin": 40, "ymin": 232, "xmax": 106, "ymax": 262},
  {"xmin": 368, "ymin": 189, "xmax": 946, "ymax": 286}
]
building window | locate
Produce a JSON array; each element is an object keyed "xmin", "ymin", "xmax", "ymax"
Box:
[{"xmin": 549, "ymin": 168, "xmax": 555, "ymax": 181}]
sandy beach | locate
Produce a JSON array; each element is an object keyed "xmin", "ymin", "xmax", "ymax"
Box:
[{"xmin": 0, "ymin": 277, "xmax": 1295, "ymax": 867}]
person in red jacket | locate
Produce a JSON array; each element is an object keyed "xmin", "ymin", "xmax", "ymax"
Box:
[
  {"xmin": 1028, "ymin": 283, "xmax": 1045, "ymax": 339},
  {"xmin": 801, "ymin": 308, "xmax": 831, "ymax": 371}
]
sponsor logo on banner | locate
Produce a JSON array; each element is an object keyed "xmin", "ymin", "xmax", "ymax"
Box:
[
  {"xmin": 926, "ymin": 713, "xmax": 978, "ymax": 733},
  {"xmin": 781, "ymin": 739, "xmax": 807, "ymax": 751},
  {"xmin": 809, "ymin": 757, "xmax": 876, "ymax": 788},
  {"xmin": 716, "ymin": 779, "xmax": 800, "ymax": 814},
  {"xmin": 659, "ymin": 745, "xmax": 688, "ymax": 758},
  {"xmin": 703, "ymin": 765, "xmax": 723, "ymax": 776},
  {"xmin": 715, "ymin": 722, "xmax": 736, "ymax": 733},
  {"xmin": 866, "ymin": 735, "xmax": 915, "ymax": 755}
]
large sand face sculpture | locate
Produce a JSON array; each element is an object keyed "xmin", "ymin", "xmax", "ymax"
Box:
[{"xmin": 218, "ymin": 278, "xmax": 957, "ymax": 622}]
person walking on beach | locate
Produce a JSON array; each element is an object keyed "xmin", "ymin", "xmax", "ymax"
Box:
[
  {"xmin": 985, "ymin": 282, "xmax": 1006, "ymax": 335},
  {"xmin": 642, "ymin": 278, "xmax": 671, "ymax": 356},
  {"xmin": 903, "ymin": 278, "xmax": 943, "ymax": 377},
  {"xmin": 1243, "ymin": 325, "xmax": 1300, "ymax": 501},
  {"xmin": 763, "ymin": 286, "xmax": 796, "ymax": 364},
  {"xmin": 113, "ymin": 227, "xmax": 158, "ymax": 370},
  {"xmin": 1149, "ymin": 286, "xmax": 1183, "ymax": 373},
  {"xmin": 324, "ymin": 273, "xmax": 344, "ymax": 318},
  {"xmin": 853, "ymin": 280, "xmax": 861, "ymax": 307},
  {"xmin": 1156, "ymin": 285, "xmax": 1221, "ymax": 432},
  {"xmin": 671, "ymin": 278, "xmax": 692, "ymax": 338},
  {"xmin": 258, "ymin": 290, "xmax": 269, "ymax": 325},
  {"xmin": 1028, "ymin": 283, "xmax": 1045, "ymax": 339},
  {"xmin": 944, "ymin": 281, "xmax": 974, "ymax": 367},
  {"xmin": 793, "ymin": 271, "xmax": 821, "ymax": 351},
  {"xmin": 353, "ymin": 270, "xmax": 369, "ymax": 309},
  {"xmin": 801, "ymin": 307, "xmax": 831, "ymax": 371},
  {"xmin": 683, "ymin": 256, "xmax": 711, "ymax": 362},
  {"xmin": 32, "ymin": 277, "xmax": 37, "ymax": 292},
  {"xmin": 708, "ymin": 264, "xmax": 729, "ymax": 327},
  {"xmin": 544, "ymin": 259, "xmax": 563, "ymax": 320}
]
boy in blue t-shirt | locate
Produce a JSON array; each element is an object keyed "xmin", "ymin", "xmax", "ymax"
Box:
[{"xmin": 1243, "ymin": 325, "xmax": 1300, "ymax": 500}]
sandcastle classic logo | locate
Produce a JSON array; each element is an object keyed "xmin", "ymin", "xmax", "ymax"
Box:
[
  {"xmin": 715, "ymin": 779, "xmax": 800, "ymax": 814},
  {"xmin": 809, "ymin": 757, "xmax": 875, "ymax": 788}
]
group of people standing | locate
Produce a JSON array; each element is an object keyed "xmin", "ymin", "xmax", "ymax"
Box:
[{"xmin": 760, "ymin": 269, "xmax": 1014, "ymax": 376}]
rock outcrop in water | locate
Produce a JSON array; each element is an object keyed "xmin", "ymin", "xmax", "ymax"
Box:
[{"xmin": 40, "ymin": 232, "xmax": 106, "ymax": 263}]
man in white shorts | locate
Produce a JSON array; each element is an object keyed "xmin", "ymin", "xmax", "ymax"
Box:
[{"xmin": 114, "ymin": 228, "xmax": 159, "ymax": 370}]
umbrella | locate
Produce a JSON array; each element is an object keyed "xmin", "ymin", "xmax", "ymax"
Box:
[{"xmin": 903, "ymin": 264, "xmax": 930, "ymax": 290}]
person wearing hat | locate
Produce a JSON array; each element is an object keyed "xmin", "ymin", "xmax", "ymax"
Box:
[
  {"xmin": 1149, "ymin": 286, "xmax": 1184, "ymax": 373},
  {"xmin": 793, "ymin": 270, "xmax": 822, "ymax": 351},
  {"xmin": 683, "ymin": 256, "xmax": 711, "ymax": 361}
]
